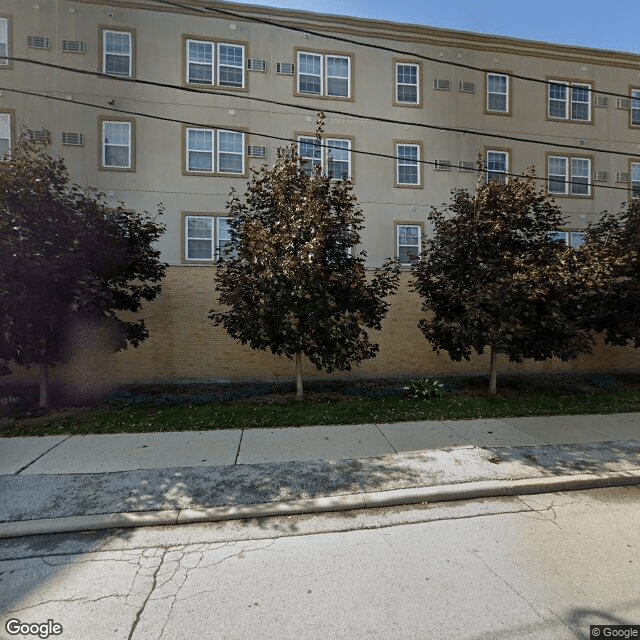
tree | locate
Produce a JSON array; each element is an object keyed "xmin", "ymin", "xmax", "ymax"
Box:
[
  {"xmin": 210, "ymin": 119, "xmax": 400, "ymax": 400},
  {"xmin": 578, "ymin": 198, "xmax": 640, "ymax": 347},
  {"xmin": 411, "ymin": 168, "xmax": 594, "ymax": 393},
  {"xmin": 0, "ymin": 133, "xmax": 167, "ymax": 407}
]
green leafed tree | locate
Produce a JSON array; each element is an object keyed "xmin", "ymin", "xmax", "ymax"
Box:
[
  {"xmin": 0, "ymin": 132, "xmax": 167, "ymax": 407},
  {"xmin": 411, "ymin": 167, "xmax": 594, "ymax": 393},
  {"xmin": 578, "ymin": 198, "xmax": 640, "ymax": 347},
  {"xmin": 210, "ymin": 118, "xmax": 400, "ymax": 400}
]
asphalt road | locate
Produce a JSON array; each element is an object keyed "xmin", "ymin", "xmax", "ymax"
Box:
[{"xmin": 1, "ymin": 486, "xmax": 639, "ymax": 640}]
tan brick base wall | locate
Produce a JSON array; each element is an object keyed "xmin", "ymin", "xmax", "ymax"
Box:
[{"xmin": 5, "ymin": 267, "xmax": 640, "ymax": 389}]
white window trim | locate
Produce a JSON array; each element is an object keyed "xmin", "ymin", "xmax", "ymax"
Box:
[
  {"xmin": 0, "ymin": 17, "xmax": 9, "ymax": 66},
  {"xmin": 216, "ymin": 216, "xmax": 234, "ymax": 259},
  {"xmin": 216, "ymin": 129, "xmax": 245, "ymax": 175},
  {"xmin": 297, "ymin": 51, "xmax": 351, "ymax": 98},
  {"xmin": 103, "ymin": 29, "xmax": 132, "ymax": 77},
  {"xmin": 487, "ymin": 73, "xmax": 509, "ymax": 113},
  {"xmin": 102, "ymin": 120, "xmax": 131, "ymax": 169},
  {"xmin": 486, "ymin": 150, "xmax": 509, "ymax": 183},
  {"xmin": 298, "ymin": 136, "xmax": 352, "ymax": 180},
  {"xmin": 186, "ymin": 38, "xmax": 214, "ymax": 86},
  {"xmin": 548, "ymin": 155, "xmax": 591, "ymax": 196},
  {"xmin": 0, "ymin": 112, "xmax": 11, "ymax": 158},
  {"xmin": 396, "ymin": 224, "xmax": 421, "ymax": 265},
  {"xmin": 185, "ymin": 215, "xmax": 214, "ymax": 261},
  {"xmin": 631, "ymin": 162, "xmax": 640, "ymax": 197},
  {"xmin": 631, "ymin": 89, "xmax": 640, "ymax": 126},
  {"xmin": 396, "ymin": 143, "xmax": 420, "ymax": 186},
  {"xmin": 217, "ymin": 42, "xmax": 245, "ymax": 88},
  {"xmin": 548, "ymin": 80, "xmax": 592, "ymax": 122},
  {"xmin": 396, "ymin": 62, "xmax": 419, "ymax": 105},
  {"xmin": 326, "ymin": 137, "xmax": 351, "ymax": 180},
  {"xmin": 186, "ymin": 127, "xmax": 214, "ymax": 174}
]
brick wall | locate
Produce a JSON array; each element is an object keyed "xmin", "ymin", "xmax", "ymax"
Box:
[{"xmin": 6, "ymin": 267, "xmax": 640, "ymax": 388}]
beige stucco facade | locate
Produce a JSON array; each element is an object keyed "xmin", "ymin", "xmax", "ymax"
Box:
[{"xmin": 2, "ymin": 0, "xmax": 640, "ymax": 385}]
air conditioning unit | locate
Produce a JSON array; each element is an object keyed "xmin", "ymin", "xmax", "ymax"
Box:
[
  {"xmin": 247, "ymin": 145, "xmax": 267, "ymax": 158},
  {"xmin": 276, "ymin": 62, "xmax": 294, "ymax": 75},
  {"xmin": 62, "ymin": 40, "xmax": 86, "ymax": 53},
  {"xmin": 457, "ymin": 81, "xmax": 475, "ymax": 93},
  {"xmin": 616, "ymin": 97, "xmax": 631, "ymax": 110},
  {"xmin": 458, "ymin": 161, "xmax": 475, "ymax": 172},
  {"xmin": 615, "ymin": 171, "xmax": 630, "ymax": 183},
  {"xmin": 434, "ymin": 160, "xmax": 451, "ymax": 171},
  {"xmin": 62, "ymin": 132, "xmax": 85, "ymax": 146},
  {"xmin": 593, "ymin": 96, "xmax": 608, "ymax": 108},
  {"xmin": 27, "ymin": 129, "xmax": 48, "ymax": 143},
  {"xmin": 247, "ymin": 58, "xmax": 266, "ymax": 72},
  {"xmin": 433, "ymin": 79, "xmax": 451, "ymax": 91},
  {"xmin": 592, "ymin": 171, "xmax": 608, "ymax": 182},
  {"xmin": 27, "ymin": 35, "xmax": 51, "ymax": 50}
]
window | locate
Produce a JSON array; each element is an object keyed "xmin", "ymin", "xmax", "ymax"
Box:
[
  {"xmin": 186, "ymin": 39, "xmax": 213, "ymax": 84},
  {"xmin": 186, "ymin": 128, "xmax": 214, "ymax": 173},
  {"xmin": 185, "ymin": 215, "xmax": 214, "ymax": 261},
  {"xmin": 185, "ymin": 39, "xmax": 245, "ymax": 88},
  {"xmin": 185, "ymin": 127, "xmax": 245, "ymax": 175},
  {"xmin": 297, "ymin": 51, "xmax": 350, "ymax": 98},
  {"xmin": 548, "ymin": 231, "xmax": 585, "ymax": 248},
  {"xmin": 548, "ymin": 155, "xmax": 591, "ymax": 196},
  {"xmin": 103, "ymin": 29, "xmax": 133, "ymax": 77},
  {"xmin": 548, "ymin": 81, "xmax": 591, "ymax": 122},
  {"xmin": 631, "ymin": 163, "xmax": 640, "ymax": 198},
  {"xmin": 397, "ymin": 224, "xmax": 421, "ymax": 265},
  {"xmin": 396, "ymin": 143, "xmax": 420, "ymax": 186},
  {"xmin": 0, "ymin": 17, "xmax": 9, "ymax": 66},
  {"xmin": 0, "ymin": 113, "xmax": 10, "ymax": 159},
  {"xmin": 102, "ymin": 120, "xmax": 132, "ymax": 169},
  {"xmin": 396, "ymin": 62, "xmax": 419, "ymax": 105},
  {"xmin": 486, "ymin": 150, "xmax": 508, "ymax": 184},
  {"xmin": 298, "ymin": 136, "xmax": 352, "ymax": 179},
  {"xmin": 632, "ymin": 89, "xmax": 640, "ymax": 126},
  {"xmin": 216, "ymin": 217, "xmax": 236, "ymax": 259},
  {"xmin": 218, "ymin": 44, "xmax": 244, "ymax": 87},
  {"xmin": 487, "ymin": 73, "xmax": 509, "ymax": 113}
]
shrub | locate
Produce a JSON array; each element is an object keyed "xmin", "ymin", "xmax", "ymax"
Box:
[{"xmin": 404, "ymin": 379, "xmax": 445, "ymax": 400}]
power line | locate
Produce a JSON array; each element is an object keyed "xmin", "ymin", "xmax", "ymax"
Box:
[
  {"xmin": 152, "ymin": 0, "xmax": 640, "ymax": 102},
  {"xmin": 7, "ymin": 56, "xmax": 639, "ymax": 160},
  {"xmin": 3, "ymin": 84, "xmax": 634, "ymax": 195}
]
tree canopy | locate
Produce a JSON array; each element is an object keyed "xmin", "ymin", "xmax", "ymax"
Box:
[
  {"xmin": 210, "ymin": 124, "xmax": 400, "ymax": 399},
  {"xmin": 411, "ymin": 169, "xmax": 594, "ymax": 393},
  {"xmin": 0, "ymin": 133, "xmax": 167, "ymax": 406}
]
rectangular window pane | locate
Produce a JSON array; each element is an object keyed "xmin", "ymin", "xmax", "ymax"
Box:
[
  {"xmin": 397, "ymin": 144, "xmax": 419, "ymax": 185},
  {"xmin": 218, "ymin": 44, "xmax": 244, "ymax": 87},
  {"xmin": 487, "ymin": 74, "xmax": 508, "ymax": 112},
  {"xmin": 0, "ymin": 113, "xmax": 10, "ymax": 158},
  {"xmin": 217, "ymin": 130, "xmax": 244, "ymax": 174},
  {"xmin": 571, "ymin": 85, "xmax": 590, "ymax": 121},
  {"xmin": 326, "ymin": 138, "xmax": 350, "ymax": 179},
  {"xmin": 397, "ymin": 225, "xmax": 420, "ymax": 264},
  {"xmin": 187, "ymin": 40, "xmax": 213, "ymax": 84},
  {"xmin": 396, "ymin": 63, "xmax": 418, "ymax": 104},
  {"xmin": 103, "ymin": 121, "xmax": 131, "ymax": 168},
  {"xmin": 216, "ymin": 217, "xmax": 237, "ymax": 258},
  {"xmin": 298, "ymin": 53, "xmax": 322, "ymax": 95},
  {"xmin": 187, "ymin": 128, "xmax": 213, "ymax": 172},
  {"xmin": 569, "ymin": 232, "xmax": 585, "ymax": 248},
  {"xmin": 548, "ymin": 156, "xmax": 567, "ymax": 194},
  {"xmin": 549, "ymin": 83, "xmax": 567, "ymax": 119},
  {"xmin": 299, "ymin": 136, "xmax": 322, "ymax": 175},
  {"xmin": 104, "ymin": 31, "xmax": 131, "ymax": 76},
  {"xmin": 570, "ymin": 157, "xmax": 590, "ymax": 195},
  {"xmin": 0, "ymin": 18, "xmax": 8, "ymax": 65},
  {"xmin": 632, "ymin": 163, "xmax": 640, "ymax": 197},
  {"xmin": 487, "ymin": 151, "xmax": 507, "ymax": 183},
  {"xmin": 548, "ymin": 231, "xmax": 568, "ymax": 244},
  {"xmin": 632, "ymin": 89, "xmax": 640, "ymax": 126},
  {"xmin": 186, "ymin": 216, "xmax": 213, "ymax": 260},
  {"xmin": 326, "ymin": 56, "xmax": 349, "ymax": 97}
]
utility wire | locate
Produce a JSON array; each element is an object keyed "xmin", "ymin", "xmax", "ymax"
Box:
[
  {"xmin": 6, "ymin": 57, "xmax": 639, "ymax": 160},
  {"xmin": 152, "ymin": 0, "xmax": 640, "ymax": 102},
  {"xmin": 3, "ymin": 84, "xmax": 634, "ymax": 195}
]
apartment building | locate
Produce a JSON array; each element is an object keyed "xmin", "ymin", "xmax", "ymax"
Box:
[{"xmin": 2, "ymin": 0, "xmax": 640, "ymax": 387}]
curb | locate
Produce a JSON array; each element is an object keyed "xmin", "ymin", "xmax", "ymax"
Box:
[{"xmin": 2, "ymin": 470, "xmax": 640, "ymax": 539}]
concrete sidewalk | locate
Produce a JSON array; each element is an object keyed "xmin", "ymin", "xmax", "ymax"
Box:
[{"xmin": 0, "ymin": 413, "xmax": 639, "ymax": 538}]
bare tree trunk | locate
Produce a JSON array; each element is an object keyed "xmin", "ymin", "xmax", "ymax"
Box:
[
  {"xmin": 39, "ymin": 362, "xmax": 49, "ymax": 409},
  {"xmin": 489, "ymin": 346, "xmax": 498, "ymax": 395},
  {"xmin": 295, "ymin": 353, "xmax": 304, "ymax": 401}
]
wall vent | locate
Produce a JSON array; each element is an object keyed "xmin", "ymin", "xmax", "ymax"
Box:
[
  {"xmin": 457, "ymin": 81, "xmax": 475, "ymax": 93},
  {"xmin": 616, "ymin": 97, "xmax": 631, "ymax": 110},
  {"xmin": 247, "ymin": 58, "xmax": 266, "ymax": 71},
  {"xmin": 27, "ymin": 129, "xmax": 48, "ymax": 143},
  {"xmin": 458, "ymin": 161, "xmax": 475, "ymax": 172},
  {"xmin": 592, "ymin": 170, "xmax": 608, "ymax": 182},
  {"xmin": 276, "ymin": 62, "xmax": 294, "ymax": 75},
  {"xmin": 616, "ymin": 171, "xmax": 630, "ymax": 183},
  {"xmin": 247, "ymin": 145, "xmax": 267, "ymax": 158},
  {"xmin": 434, "ymin": 160, "xmax": 451, "ymax": 171},
  {"xmin": 62, "ymin": 40, "xmax": 86, "ymax": 53},
  {"xmin": 27, "ymin": 35, "xmax": 51, "ymax": 50},
  {"xmin": 433, "ymin": 79, "xmax": 451, "ymax": 91},
  {"xmin": 62, "ymin": 132, "xmax": 85, "ymax": 146},
  {"xmin": 593, "ymin": 96, "xmax": 608, "ymax": 108}
]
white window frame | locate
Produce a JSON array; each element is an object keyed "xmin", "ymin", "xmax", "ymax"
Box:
[
  {"xmin": 631, "ymin": 162, "xmax": 640, "ymax": 198},
  {"xmin": 396, "ymin": 62, "xmax": 419, "ymax": 105},
  {"xmin": 186, "ymin": 127, "xmax": 214, "ymax": 173},
  {"xmin": 216, "ymin": 216, "xmax": 236, "ymax": 259},
  {"xmin": 186, "ymin": 39, "xmax": 214, "ymax": 85},
  {"xmin": 631, "ymin": 89, "xmax": 640, "ymax": 126},
  {"xmin": 326, "ymin": 138, "xmax": 351, "ymax": 180},
  {"xmin": 185, "ymin": 215, "xmax": 214, "ymax": 261},
  {"xmin": 0, "ymin": 112, "xmax": 10, "ymax": 158},
  {"xmin": 298, "ymin": 136, "xmax": 351, "ymax": 180},
  {"xmin": 297, "ymin": 51, "xmax": 351, "ymax": 98},
  {"xmin": 396, "ymin": 144, "xmax": 420, "ymax": 186},
  {"xmin": 102, "ymin": 120, "xmax": 132, "ymax": 169},
  {"xmin": 486, "ymin": 150, "xmax": 509, "ymax": 183},
  {"xmin": 103, "ymin": 29, "xmax": 132, "ymax": 77},
  {"xmin": 548, "ymin": 155, "xmax": 591, "ymax": 196},
  {"xmin": 487, "ymin": 73, "xmax": 509, "ymax": 113},
  {"xmin": 217, "ymin": 130, "xmax": 245, "ymax": 175},
  {"xmin": 396, "ymin": 224, "xmax": 421, "ymax": 265},
  {"xmin": 548, "ymin": 231, "xmax": 585, "ymax": 248},
  {"xmin": 548, "ymin": 80, "xmax": 592, "ymax": 122},
  {"xmin": 0, "ymin": 17, "xmax": 8, "ymax": 66},
  {"xmin": 298, "ymin": 136, "xmax": 322, "ymax": 175},
  {"xmin": 217, "ymin": 43, "xmax": 245, "ymax": 88}
]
